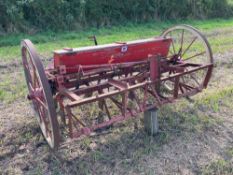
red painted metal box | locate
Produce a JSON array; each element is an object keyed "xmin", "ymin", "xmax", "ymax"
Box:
[{"xmin": 54, "ymin": 38, "xmax": 172, "ymax": 73}]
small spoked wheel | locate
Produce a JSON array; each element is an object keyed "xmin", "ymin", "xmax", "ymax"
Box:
[
  {"xmin": 21, "ymin": 40, "xmax": 60, "ymax": 149},
  {"xmin": 161, "ymin": 25, "xmax": 213, "ymax": 93}
]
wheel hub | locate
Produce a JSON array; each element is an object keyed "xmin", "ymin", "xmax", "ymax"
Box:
[{"xmin": 27, "ymin": 87, "xmax": 43, "ymax": 100}]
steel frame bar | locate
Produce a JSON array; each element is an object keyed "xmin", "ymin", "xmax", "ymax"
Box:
[{"xmin": 52, "ymin": 55, "xmax": 213, "ymax": 138}]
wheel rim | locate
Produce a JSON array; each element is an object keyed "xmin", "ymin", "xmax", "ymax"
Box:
[
  {"xmin": 160, "ymin": 25, "xmax": 213, "ymax": 94},
  {"xmin": 21, "ymin": 39, "xmax": 60, "ymax": 149}
]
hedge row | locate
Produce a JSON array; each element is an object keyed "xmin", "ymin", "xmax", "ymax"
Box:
[{"xmin": 0, "ymin": 0, "xmax": 232, "ymax": 33}]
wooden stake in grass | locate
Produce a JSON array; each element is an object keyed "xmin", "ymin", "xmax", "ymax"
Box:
[{"xmin": 144, "ymin": 108, "xmax": 159, "ymax": 136}]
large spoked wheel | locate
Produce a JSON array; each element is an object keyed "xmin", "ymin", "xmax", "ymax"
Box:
[
  {"xmin": 160, "ymin": 25, "xmax": 213, "ymax": 94},
  {"xmin": 21, "ymin": 39, "xmax": 60, "ymax": 149}
]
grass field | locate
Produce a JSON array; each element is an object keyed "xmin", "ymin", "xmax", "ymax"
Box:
[
  {"xmin": 0, "ymin": 18, "xmax": 233, "ymax": 175},
  {"xmin": 0, "ymin": 18, "xmax": 233, "ymax": 61}
]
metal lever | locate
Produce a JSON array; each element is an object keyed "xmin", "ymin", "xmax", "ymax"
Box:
[{"xmin": 88, "ymin": 35, "xmax": 98, "ymax": 46}]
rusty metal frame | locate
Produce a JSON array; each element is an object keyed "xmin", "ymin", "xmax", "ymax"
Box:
[
  {"xmin": 22, "ymin": 25, "xmax": 214, "ymax": 149},
  {"xmin": 52, "ymin": 55, "xmax": 213, "ymax": 139}
]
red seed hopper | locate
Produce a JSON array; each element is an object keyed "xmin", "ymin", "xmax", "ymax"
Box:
[
  {"xmin": 53, "ymin": 37, "xmax": 172, "ymax": 73},
  {"xmin": 21, "ymin": 25, "xmax": 213, "ymax": 149}
]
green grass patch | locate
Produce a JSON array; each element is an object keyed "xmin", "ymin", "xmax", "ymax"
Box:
[
  {"xmin": 0, "ymin": 73, "xmax": 27, "ymax": 104},
  {"xmin": 202, "ymin": 159, "xmax": 233, "ymax": 175},
  {"xmin": 226, "ymin": 147, "xmax": 233, "ymax": 157},
  {"xmin": 197, "ymin": 86, "xmax": 233, "ymax": 112},
  {"xmin": 0, "ymin": 18, "xmax": 233, "ymax": 61},
  {"xmin": 1, "ymin": 18, "xmax": 233, "ymax": 47},
  {"xmin": 158, "ymin": 85, "xmax": 233, "ymax": 134}
]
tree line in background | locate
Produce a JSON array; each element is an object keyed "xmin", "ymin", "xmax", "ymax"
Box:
[{"xmin": 0, "ymin": 0, "xmax": 232, "ymax": 34}]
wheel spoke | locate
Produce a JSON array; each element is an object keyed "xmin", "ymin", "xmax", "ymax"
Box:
[
  {"xmin": 37, "ymin": 96, "xmax": 53, "ymax": 139},
  {"xmin": 190, "ymin": 74, "xmax": 200, "ymax": 86},
  {"xmin": 181, "ymin": 37, "xmax": 198, "ymax": 57},
  {"xmin": 184, "ymin": 51, "xmax": 206, "ymax": 61},
  {"xmin": 179, "ymin": 82, "xmax": 195, "ymax": 90},
  {"xmin": 184, "ymin": 67, "xmax": 201, "ymax": 86},
  {"xmin": 169, "ymin": 32, "xmax": 176, "ymax": 54},
  {"xmin": 35, "ymin": 97, "xmax": 48, "ymax": 110},
  {"xmin": 28, "ymin": 54, "xmax": 39, "ymax": 88},
  {"xmin": 40, "ymin": 107, "xmax": 52, "ymax": 138},
  {"xmin": 24, "ymin": 65, "xmax": 33, "ymax": 83},
  {"xmin": 33, "ymin": 70, "xmax": 37, "ymax": 88},
  {"xmin": 37, "ymin": 105, "xmax": 44, "ymax": 123},
  {"xmin": 179, "ymin": 84, "xmax": 185, "ymax": 93},
  {"xmin": 169, "ymin": 50, "xmax": 174, "ymax": 56}
]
